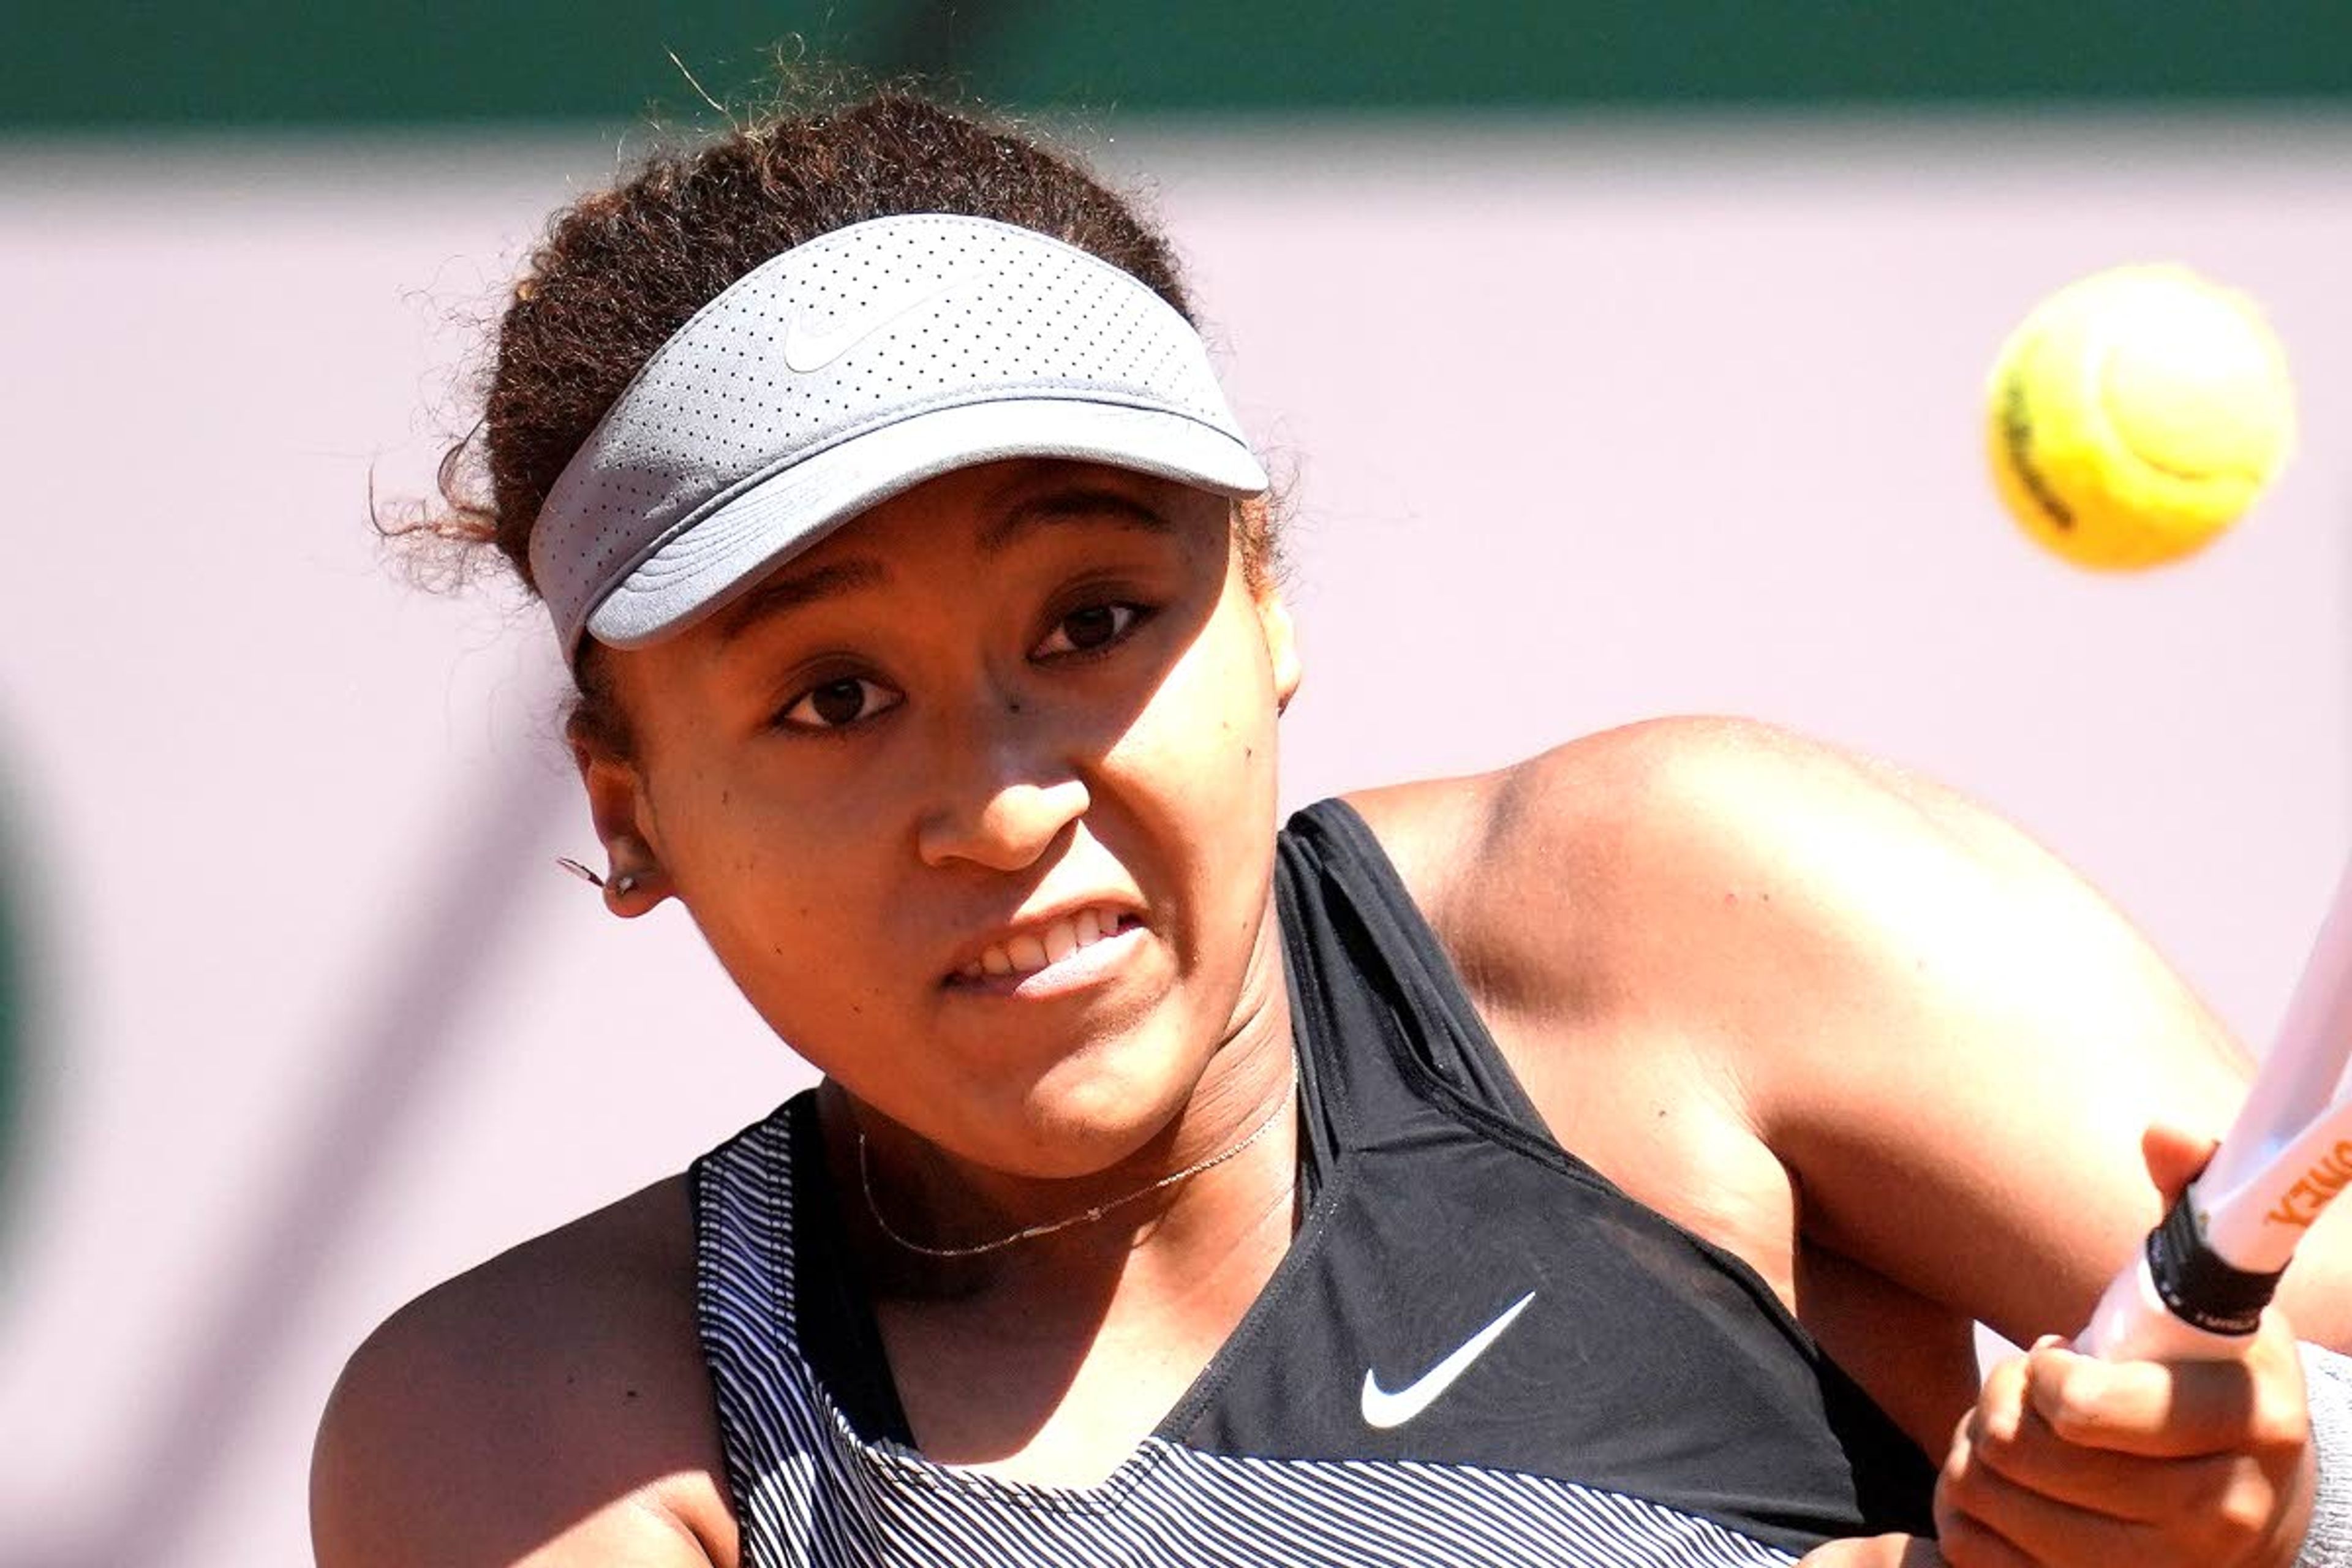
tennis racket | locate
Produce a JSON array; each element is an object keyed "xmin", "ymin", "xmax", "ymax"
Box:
[{"xmin": 2079, "ymin": 859, "xmax": 2352, "ymax": 1362}]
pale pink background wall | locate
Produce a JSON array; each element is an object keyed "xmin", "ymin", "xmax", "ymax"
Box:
[{"xmin": 1, "ymin": 115, "xmax": 2346, "ymax": 1564}]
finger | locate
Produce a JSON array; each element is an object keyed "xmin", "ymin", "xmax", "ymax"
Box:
[
  {"xmin": 1966, "ymin": 1420, "xmax": 2284, "ymax": 1555},
  {"xmin": 2023, "ymin": 1329, "xmax": 2308, "ymax": 1459},
  {"xmin": 1793, "ymin": 1533, "xmax": 1943, "ymax": 1567},
  {"xmin": 1940, "ymin": 1414, "xmax": 2152, "ymax": 1567},
  {"xmin": 1935, "ymin": 1413, "xmax": 2035, "ymax": 1567},
  {"xmin": 2139, "ymin": 1123, "xmax": 2220, "ymax": 1204},
  {"xmin": 1967, "ymin": 1397, "xmax": 2199, "ymax": 1520},
  {"xmin": 1930, "ymin": 1498, "xmax": 2037, "ymax": 1568}
]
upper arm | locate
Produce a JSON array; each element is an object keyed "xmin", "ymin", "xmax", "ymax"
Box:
[
  {"xmin": 311, "ymin": 1183, "xmax": 731, "ymax": 1567},
  {"xmin": 311, "ymin": 1349, "xmax": 714, "ymax": 1567},
  {"xmin": 1436, "ymin": 716, "xmax": 2352, "ymax": 1351}
]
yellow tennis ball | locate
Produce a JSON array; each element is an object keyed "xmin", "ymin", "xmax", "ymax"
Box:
[{"xmin": 1986, "ymin": 265, "xmax": 2295, "ymax": 570}]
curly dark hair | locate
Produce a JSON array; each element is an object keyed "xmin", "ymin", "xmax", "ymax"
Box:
[{"xmin": 414, "ymin": 85, "xmax": 1276, "ymax": 757}]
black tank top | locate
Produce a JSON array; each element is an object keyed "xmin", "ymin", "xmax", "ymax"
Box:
[{"xmin": 692, "ymin": 799, "xmax": 1938, "ymax": 1565}]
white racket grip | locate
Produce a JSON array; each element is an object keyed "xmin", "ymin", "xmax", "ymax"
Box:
[{"xmin": 2079, "ymin": 1245, "xmax": 2260, "ymax": 1362}]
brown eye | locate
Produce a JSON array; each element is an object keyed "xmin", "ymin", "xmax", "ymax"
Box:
[
  {"xmin": 1037, "ymin": 603, "xmax": 1144, "ymax": 658},
  {"xmin": 809, "ymin": 680, "xmax": 866, "ymax": 725},
  {"xmin": 782, "ymin": 677, "xmax": 900, "ymax": 732}
]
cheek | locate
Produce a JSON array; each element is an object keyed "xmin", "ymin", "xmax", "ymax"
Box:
[
  {"xmin": 1104, "ymin": 599, "xmax": 1286, "ymax": 873},
  {"xmin": 654, "ymin": 767, "xmax": 905, "ymax": 1012}
]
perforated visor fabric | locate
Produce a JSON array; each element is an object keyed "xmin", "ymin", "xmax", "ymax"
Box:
[{"xmin": 529, "ymin": 213, "xmax": 1270, "ymax": 655}]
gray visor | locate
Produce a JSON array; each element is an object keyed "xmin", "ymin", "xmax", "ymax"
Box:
[{"xmin": 529, "ymin": 213, "xmax": 1270, "ymax": 657}]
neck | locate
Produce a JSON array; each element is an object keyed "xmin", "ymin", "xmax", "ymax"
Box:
[
  {"xmin": 832, "ymin": 919, "xmax": 1302, "ymax": 1298},
  {"xmin": 848, "ymin": 1044, "xmax": 1298, "ymax": 1298}
]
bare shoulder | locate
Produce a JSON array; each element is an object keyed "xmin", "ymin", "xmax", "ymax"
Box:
[
  {"xmin": 1351, "ymin": 712, "xmax": 2013, "ymax": 857},
  {"xmin": 1343, "ymin": 718, "xmax": 1890, "ymax": 988},
  {"xmin": 311, "ymin": 1175, "xmax": 735, "ymax": 1567},
  {"xmin": 1348, "ymin": 712, "xmax": 2218, "ymax": 1035},
  {"xmin": 1342, "ymin": 714, "xmax": 1860, "ymax": 904}
]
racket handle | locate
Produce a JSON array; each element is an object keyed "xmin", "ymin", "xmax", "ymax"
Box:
[{"xmin": 2079, "ymin": 1192, "xmax": 2283, "ymax": 1362}]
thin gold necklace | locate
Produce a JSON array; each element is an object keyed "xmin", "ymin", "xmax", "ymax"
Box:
[{"xmin": 858, "ymin": 1071, "xmax": 1298, "ymax": 1261}]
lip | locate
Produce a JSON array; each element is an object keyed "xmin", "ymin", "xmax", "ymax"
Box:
[
  {"xmin": 943, "ymin": 898, "xmax": 1149, "ymax": 997},
  {"xmin": 948, "ymin": 922, "xmax": 1150, "ymax": 1000}
]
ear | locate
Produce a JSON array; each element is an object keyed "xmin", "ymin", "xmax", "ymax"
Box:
[
  {"xmin": 1234, "ymin": 495, "xmax": 1301, "ymax": 714},
  {"xmin": 1256, "ymin": 589, "xmax": 1302, "ymax": 715},
  {"xmin": 567, "ymin": 730, "xmax": 673, "ymax": 918}
]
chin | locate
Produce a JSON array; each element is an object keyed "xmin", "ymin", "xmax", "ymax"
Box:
[{"xmin": 965, "ymin": 1028, "xmax": 1208, "ymax": 1178}]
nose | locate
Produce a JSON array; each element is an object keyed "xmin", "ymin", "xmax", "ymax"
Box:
[
  {"xmin": 918, "ymin": 777, "xmax": 1091, "ymax": 871},
  {"xmin": 915, "ymin": 698, "xmax": 1091, "ymax": 872}
]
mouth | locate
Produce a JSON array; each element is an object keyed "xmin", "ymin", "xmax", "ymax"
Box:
[{"xmin": 952, "ymin": 905, "xmax": 1146, "ymax": 986}]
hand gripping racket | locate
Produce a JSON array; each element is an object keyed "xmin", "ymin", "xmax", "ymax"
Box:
[{"xmin": 2079, "ymin": 860, "xmax": 2352, "ymax": 1362}]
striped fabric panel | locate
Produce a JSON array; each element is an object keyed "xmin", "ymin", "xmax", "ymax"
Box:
[{"xmin": 695, "ymin": 1114, "xmax": 1797, "ymax": 1568}]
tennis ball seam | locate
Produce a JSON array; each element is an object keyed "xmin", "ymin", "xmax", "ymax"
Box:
[{"xmin": 1994, "ymin": 345, "xmax": 2075, "ymax": 531}]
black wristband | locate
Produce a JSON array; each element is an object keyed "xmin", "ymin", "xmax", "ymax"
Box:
[{"xmin": 2143, "ymin": 1193, "xmax": 2283, "ymax": 1337}]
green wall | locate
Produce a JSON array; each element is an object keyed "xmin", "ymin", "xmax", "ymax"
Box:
[{"xmin": 10, "ymin": 1, "xmax": 2352, "ymax": 130}]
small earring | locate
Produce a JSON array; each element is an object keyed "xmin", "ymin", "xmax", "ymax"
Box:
[
  {"xmin": 556, "ymin": 856, "xmax": 605, "ymax": 888},
  {"xmin": 557, "ymin": 858, "xmax": 644, "ymax": 900}
]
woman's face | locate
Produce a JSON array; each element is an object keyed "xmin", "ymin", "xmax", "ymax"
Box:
[{"xmin": 591, "ymin": 459, "xmax": 1300, "ymax": 1178}]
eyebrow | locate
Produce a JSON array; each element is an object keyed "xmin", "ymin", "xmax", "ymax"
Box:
[
  {"xmin": 975, "ymin": 486, "xmax": 1175, "ymax": 556},
  {"xmin": 709, "ymin": 484, "xmax": 1175, "ymax": 646},
  {"xmin": 713, "ymin": 558, "xmax": 886, "ymax": 646}
]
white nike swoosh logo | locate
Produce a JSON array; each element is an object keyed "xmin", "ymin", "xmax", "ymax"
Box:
[
  {"xmin": 780, "ymin": 274, "xmax": 978, "ymax": 374},
  {"xmin": 1360, "ymin": 1291, "xmax": 1536, "ymax": 1430}
]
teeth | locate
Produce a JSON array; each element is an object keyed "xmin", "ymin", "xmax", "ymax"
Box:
[{"xmin": 968, "ymin": 905, "xmax": 1129, "ymax": 980}]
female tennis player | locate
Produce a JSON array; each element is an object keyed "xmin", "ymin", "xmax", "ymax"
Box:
[{"xmin": 312, "ymin": 88, "xmax": 2352, "ymax": 1567}]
